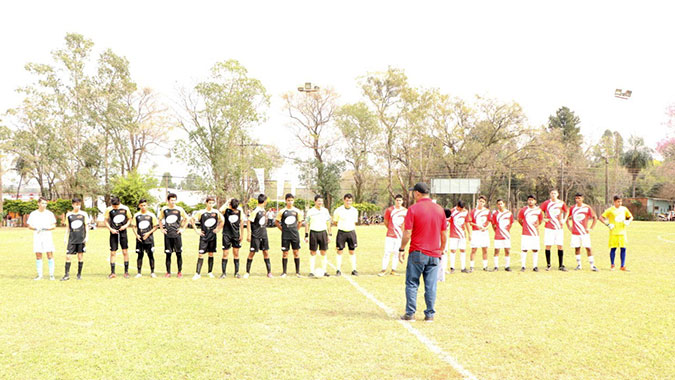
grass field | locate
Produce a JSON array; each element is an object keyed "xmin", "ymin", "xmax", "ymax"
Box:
[{"xmin": 1, "ymin": 222, "xmax": 674, "ymax": 380}]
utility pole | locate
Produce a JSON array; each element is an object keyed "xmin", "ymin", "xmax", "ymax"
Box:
[
  {"xmin": 507, "ymin": 167, "xmax": 512, "ymax": 208},
  {"xmin": 604, "ymin": 157, "xmax": 609, "ymax": 205}
]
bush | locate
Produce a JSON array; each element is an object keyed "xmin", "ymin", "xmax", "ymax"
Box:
[{"xmin": 110, "ymin": 171, "xmax": 158, "ymax": 213}]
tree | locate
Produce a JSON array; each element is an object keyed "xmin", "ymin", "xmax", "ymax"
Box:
[
  {"xmin": 161, "ymin": 172, "xmax": 176, "ymax": 188},
  {"xmin": 548, "ymin": 106, "xmax": 582, "ymax": 146},
  {"xmin": 110, "ymin": 171, "xmax": 158, "ymax": 212},
  {"xmin": 180, "ymin": 173, "xmax": 205, "ymax": 191},
  {"xmin": 621, "ymin": 136, "xmax": 653, "ymax": 197}
]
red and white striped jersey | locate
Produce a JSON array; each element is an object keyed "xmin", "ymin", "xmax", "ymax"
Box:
[
  {"xmin": 384, "ymin": 206, "xmax": 407, "ymax": 239},
  {"xmin": 518, "ymin": 206, "xmax": 543, "ymax": 237},
  {"xmin": 568, "ymin": 204, "xmax": 594, "ymax": 236},
  {"xmin": 449, "ymin": 207, "xmax": 469, "ymax": 239},
  {"xmin": 491, "ymin": 209, "xmax": 514, "ymax": 240},
  {"xmin": 469, "ymin": 207, "xmax": 490, "ymax": 231},
  {"xmin": 540, "ymin": 199, "xmax": 568, "ymax": 230}
]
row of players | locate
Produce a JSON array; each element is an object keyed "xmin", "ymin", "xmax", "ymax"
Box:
[{"xmin": 26, "ymin": 189, "xmax": 633, "ymax": 281}]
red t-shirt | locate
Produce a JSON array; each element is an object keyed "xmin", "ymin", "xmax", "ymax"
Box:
[
  {"xmin": 540, "ymin": 199, "xmax": 568, "ymax": 230},
  {"xmin": 518, "ymin": 206, "xmax": 543, "ymax": 237},
  {"xmin": 404, "ymin": 198, "xmax": 446, "ymax": 257},
  {"xmin": 384, "ymin": 206, "xmax": 407, "ymax": 239},
  {"xmin": 449, "ymin": 207, "xmax": 468, "ymax": 239},
  {"xmin": 491, "ymin": 209, "xmax": 514, "ymax": 240},
  {"xmin": 469, "ymin": 207, "xmax": 490, "ymax": 231},
  {"xmin": 568, "ymin": 204, "xmax": 593, "ymax": 235}
]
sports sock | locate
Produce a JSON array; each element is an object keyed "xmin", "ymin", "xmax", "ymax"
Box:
[
  {"xmin": 450, "ymin": 252, "xmax": 456, "ymax": 269},
  {"xmin": 482, "ymin": 259, "xmax": 488, "ymax": 269},
  {"xmin": 282, "ymin": 258, "xmax": 288, "ymax": 274},
  {"xmin": 493, "ymin": 256, "xmax": 499, "ymax": 268},
  {"xmin": 124, "ymin": 261, "xmax": 129, "ymax": 274},
  {"xmin": 558, "ymin": 250, "xmax": 564, "ymax": 267},
  {"xmin": 545, "ymin": 249, "xmax": 551, "ymax": 266},
  {"xmin": 110, "ymin": 263, "xmax": 116, "ymax": 274},
  {"xmin": 208, "ymin": 257, "xmax": 214, "ymax": 273},
  {"xmin": 234, "ymin": 259, "xmax": 239, "ymax": 274},
  {"xmin": 382, "ymin": 250, "xmax": 391, "ymax": 271},
  {"xmin": 246, "ymin": 258, "xmax": 252, "ymax": 274},
  {"xmin": 336, "ymin": 254, "xmax": 343, "ymax": 270},
  {"xmin": 264, "ymin": 258, "xmax": 271, "ymax": 274},
  {"xmin": 589, "ymin": 256, "xmax": 595, "ymax": 266},
  {"xmin": 505, "ymin": 256, "xmax": 511, "ymax": 267},
  {"xmin": 196, "ymin": 258, "xmax": 203, "ymax": 274},
  {"xmin": 391, "ymin": 253, "xmax": 398, "ymax": 270},
  {"xmin": 620, "ymin": 248, "xmax": 626, "ymax": 267},
  {"xmin": 65, "ymin": 262, "xmax": 71, "ymax": 276},
  {"xmin": 521, "ymin": 251, "xmax": 528, "ymax": 267},
  {"xmin": 176, "ymin": 252, "xmax": 183, "ymax": 272},
  {"xmin": 532, "ymin": 252, "xmax": 539, "ymax": 268},
  {"xmin": 77, "ymin": 261, "xmax": 83, "ymax": 276},
  {"xmin": 166, "ymin": 254, "xmax": 171, "ymax": 273},
  {"xmin": 222, "ymin": 259, "xmax": 228, "ymax": 275},
  {"xmin": 322, "ymin": 255, "xmax": 328, "ymax": 271},
  {"xmin": 576, "ymin": 254, "xmax": 582, "ymax": 267},
  {"xmin": 470, "ymin": 260, "xmax": 475, "ymax": 269},
  {"xmin": 609, "ymin": 248, "xmax": 617, "ymax": 265},
  {"xmin": 460, "ymin": 251, "xmax": 466, "ymax": 269},
  {"xmin": 442, "ymin": 254, "xmax": 449, "ymax": 271},
  {"xmin": 309, "ymin": 255, "xmax": 316, "ymax": 273},
  {"xmin": 294, "ymin": 258, "xmax": 300, "ymax": 274},
  {"xmin": 137, "ymin": 254, "xmax": 143, "ymax": 273},
  {"xmin": 350, "ymin": 254, "xmax": 357, "ymax": 271},
  {"xmin": 48, "ymin": 258, "xmax": 54, "ymax": 276},
  {"xmin": 147, "ymin": 251, "xmax": 155, "ymax": 272},
  {"xmin": 36, "ymin": 259, "xmax": 43, "ymax": 277}
]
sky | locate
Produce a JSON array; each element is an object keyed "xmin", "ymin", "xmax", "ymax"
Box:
[{"xmin": 2, "ymin": 0, "xmax": 674, "ymax": 187}]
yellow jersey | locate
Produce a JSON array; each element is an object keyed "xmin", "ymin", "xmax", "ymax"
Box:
[{"xmin": 601, "ymin": 206, "xmax": 633, "ymax": 236}]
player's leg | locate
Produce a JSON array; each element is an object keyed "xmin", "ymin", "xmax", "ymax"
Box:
[
  {"xmin": 245, "ymin": 242, "xmax": 257, "ymax": 278},
  {"xmin": 520, "ymin": 238, "xmax": 528, "ymax": 271},
  {"xmin": 136, "ymin": 242, "xmax": 144, "ymax": 277},
  {"xmin": 309, "ymin": 250, "xmax": 317, "ymax": 276},
  {"xmin": 147, "ymin": 245, "xmax": 156, "ymax": 276},
  {"xmin": 61, "ymin": 249, "xmax": 72, "ymax": 281},
  {"xmin": 232, "ymin": 247, "xmax": 241, "ymax": 278},
  {"xmin": 221, "ymin": 247, "xmax": 230, "ymax": 278},
  {"xmin": 207, "ymin": 251, "xmax": 215, "ymax": 278},
  {"xmin": 109, "ymin": 249, "xmax": 118, "ymax": 278},
  {"xmin": 403, "ymin": 251, "xmax": 423, "ymax": 319},
  {"xmin": 493, "ymin": 248, "xmax": 500, "ymax": 271},
  {"xmin": 164, "ymin": 235, "xmax": 173, "ymax": 277},
  {"xmin": 557, "ymin": 240, "xmax": 566, "ymax": 271},
  {"xmin": 76, "ymin": 250, "xmax": 84, "ymax": 279},
  {"xmin": 281, "ymin": 240, "xmax": 289, "ymax": 277},
  {"xmin": 292, "ymin": 248, "xmax": 301, "ymax": 276},
  {"xmin": 348, "ymin": 232, "xmax": 358, "ymax": 276},
  {"xmin": 175, "ymin": 236, "xmax": 183, "ymax": 278},
  {"xmin": 460, "ymin": 247, "xmax": 468, "ymax": 273},
  {"xmin": 609, "ymin": 245, "xmax": 617, "ymax": 270},
  {"xmin": 109, "ymin": 233, "xmax": 118, "ymax": 278},
  {"xmin": 34, "ymin": 251, "xmax": 43, "ymax": 280},
  {"xmin": 532, "ymin": 249, "xmax": 539, "ymax": 271},
  {"xmin": 620, "ymin": 247, "xmax": 627, "ymax": 271},
  {"xmin": 380, "ymin": 237, "xmax": 393, "ymax": 275},
  {"xmin": 262, "ymin": 238, "xmax": 272, "ymax": 277},
  {"xmin": 46, "ymin": 251, "xmax": 55, "ymax": 279},
  {"xmin": 121, "ymin": 232, "xmax": 130, "ymax": 277},
  {"xmin": 469, "ymin": 247, "xmax": 477, "ymax": 271},
  {"xmin": 504, "ymin": 248, "xmax": 511, "ymax": 271},
  {"xmin": 481, "ymin": 246, "xmax": 489, "ymax": 271}
]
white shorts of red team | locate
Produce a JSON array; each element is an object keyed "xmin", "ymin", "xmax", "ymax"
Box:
[
  {"xmin": 544, "ymin": 228, "xmax": 564, "ymax": 246},
  {"xmin": 33, "ymin": 232, "xmax": 55, "ymax": 253},
  {"xmin": 384, "ymin": 236, "xmax": 402, "ymax": 253},
  {"xmin": 494, "ymin": 239, "xmax": 511, "ymax": 249},
  {"xmin": 447, "ymin": 237, "xmax": 467, "ymax": 251},
  {"xmin": 470, "ymin": 230, "xmax": 490, "ymax": 248},
  {"xmin": 570, "ymin": 234, "xmax": 592, "ymax": 248},
  {"xmin": 521, "ymin": 235, "xmax": 541, "ymax": 251}
]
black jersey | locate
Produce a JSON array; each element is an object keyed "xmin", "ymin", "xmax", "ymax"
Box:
[
  {"xmin": 223, "ymin": 208, "xmax": 243, "ymax": 237},
  {"xmin": 161, "ymin": 206, "xmax": 188, "ymax": 238},
  {"xmin": 277, "ymin": 207, "xmax": 303, "ymax": 240},
  {"xmin": 67, "ymin": 211, "xmax": 88, "ymax": 245},
  {"xmin": 134, "ymin": 212, "xmax": 157, "ymax": 244},
  {"xmin": 249, "ymin": 207, "xmax": 268, "ymax": 240},
  {"xmin": 107, "ymin": 206, "xmax": 131, "ymax": 230},
  {"xmin": 196, "ymin": 209, "xmax": 222, "ymax": 241}
]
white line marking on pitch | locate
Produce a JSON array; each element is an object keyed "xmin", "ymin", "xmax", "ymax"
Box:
[
  {"xmin": 657, "ymin": 234, "xmax": 675, "ymax": 244},
  {"xmin": 329, "ymin": 263, "xmax": 478, "ymax": 380}
]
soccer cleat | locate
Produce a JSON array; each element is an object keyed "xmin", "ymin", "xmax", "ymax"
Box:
[
  {"xmin": 559, "ymin": 266, "xmax": 568, "ymax": 272},
  {"xmin": 620, "ymin": 266, "xmax": 629, "ymax": 272},
  {"xmin": 108, "ymin": 273, "xmax": 116, "ymax": 279},
  {"xmin": 492, "ymin": 267, "xmax": 499, "ymax": 272},
  {"xmin": 533, "ymin": 267, "xmax": 539, "ymax": 272},
  {"xmin": 351, "ymin": 270, "xmax": 359, "ymax": 276},
  {"xmin": 164, "ymin": 273, "xmax": 171, "ymax": 278},
  {"xmin": 76, "ymin": 275, "xmax": 81, "ymax": 280},
  {"xmin": 208, "ymin": 272, "xmax": 215, "ymax": 278},
  {"xmin": 505, "ymin": 267, "xmax": 512, "ymax": 272},
  {"xmin": 335, "ymin": 270, "xmax": 342, "ymax": 277},
  {"xmin": 267, "ymin": 273, "xmax": 273, "ymax": 278},
  {"xmin": 33, "ymin": 276, "xmax": 43, "ymax": 281},
  {"xmin": 177, "ymin": 272, "xmax": 183, "ymax": 279},
  {"xmin": 124, "ymin": 273, "xmax": 130, "ymax": 279},
  {"xmin": 469, "ymin": 267, "xmax": 474, "ymax": 273},
  {"xmin": 390, "ymin": 270, "xmax": 399, "ymax": 276},
  {"xmin": 61, "ymin": 275, "xmax": 70, "ymax": 281},
  {"xmin": 135, "ymin": 273, "xmax": 142, "ymax": 278},
  {"xmin": 482, "ymin": 267, "xmax": 488, "ymax": 272},
  {"xmin": 219, "ymin": 274, "xmax": 226, "ymax": 279},
  {"xmin": 151, "ymin": 273, "xmax": 157, "ymax": 278},
  {"xmin": 450, "ymin": 268, "xmax": 455, "ymax": 274},
  {"xmin": 308, "ymin": 273, "xmax": 316, "ymax": 278},
  {"xmin": 49, "ymin": 276, "xmax": 55, "ymax": 281},
  {"xmin": 235, "ymin": 273, "xmax": 242, "ymax": 279},
  {"xmin": 280, "ymin": 273, "xmax": 287, "ymax": 278},
  {"xmin": 400, "ymin": 314, "xmax": 415, "ymax": 322},
  {"xmin": 192, "ymin": 274, "xmax": 201, "ymax": 280},
  {"xmin": 610, "ymin": 264, "xmax": 616, "ymax": 271},
  {"xmin": 424, "ymin": 315, "xmax": 434, "ymax": 322},
  {"xmin": 377, "ymin": 270, "xmax": 387, "ymax": 277},
  {"xmin": 591, "ymin": 266, "xmax": 599, "ymax": 272},
  {"xmin": 546, "ymin": 265, "xmax": 551, "ymax": 271},
  {"xmin": 520, "ymin": 267, "xmax": 526, "ymax": 272},
  {"xmin": 323, "ymin": 272, "xmax": 330, "ymax": 277},
  {"xmin": 461, "ymin": 268, "xmax": 469, "ymax": 273},
  {"xmin": 243, "ymin": 273, "xmax": 250, "ymax": 279},
  {"xmin": 574, "ymin": 265, "xmax": 582, "ymax": 271},
  {"xmin": 296, "ymin": 273, "xmax": 302, "ymax": 278}
]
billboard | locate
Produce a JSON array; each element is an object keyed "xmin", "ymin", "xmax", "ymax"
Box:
[{"xmin": 430, "ymin": 178, "xmax": 481, "ymax": 194}]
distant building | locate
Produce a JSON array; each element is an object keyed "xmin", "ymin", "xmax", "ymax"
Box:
[{"xmin": 624, "ymin": 197, "xmax": 674, "ymax": 215}]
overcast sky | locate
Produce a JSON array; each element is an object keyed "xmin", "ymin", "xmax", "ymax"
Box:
[{"xmin": 2, "ymin": 0, "xmax": 674, "ymax": 186}]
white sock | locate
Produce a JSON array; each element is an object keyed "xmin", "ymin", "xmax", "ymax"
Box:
[
  {"xmin": 309, "ymin": 255, "xmax": 316, "ymax": 273},
  {"xmin": 382, "ymin": 251, "xmax": 391, "ymax": 271},
  {"xmin": 443, "ymin": 254, "xmax": 449, "ymax": 271},
  {"xmin": 391, "ymin": 252, "xmax": 399, "ymax": 271},
  {"xmin": 505, "ymin": 256, "xmax": 511, "ymax": 267},
  {"xmin": 450, "ymin": 252, "xmax": 456, "ymax": 269},
  {"xmin": 336, "ymin": 255, "xmax": 343, "ymax": 270},
  {"xmin": 36, "ymin": 259, "xmax": 43, "ymax": 277},
  {"xmin": 482, "ymin": 259, "xmax": 488, "ymax": 269},
  {"xmin": 460, "ymin": 251, "xmax": 466, "ymax": 269},
  {"xmin": 470, "ymin": 260, "xmax": 475, "ymax": 269},
  {"xmin": 48, "ymin": 258, "xmax": 55, "ymax": 276},
  {"xmin": 521, "ymin": 251, "xmax": 528, "ymax": 267},
  {"xmin": 493, "ymin": 256, "xmax": 499, "ymax": 268},
  {"xmin": 322, "ymin": 255, "xmax": 328, "ymax": 271},
  {"xmin": 589, "ymin": 256, "xmax": 595, "ymax": 266},
  {"xmin": 350, "ymin": 254, "xmax": 357, "ymax": 271},
  {"xmin": 533, "ymin": 252, "xmax": 539, "ymax": 267},
  {"xmin": 576, "ymin": 254, "xmax": 582, "ymax": 267}
]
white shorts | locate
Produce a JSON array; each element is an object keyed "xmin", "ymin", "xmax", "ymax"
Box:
[
  {"xmin": 544, "ymin": 228, "xmax": 564, "ymax": 246},
  {"xmin": 521, "ymin": 235, "xmax": 541, "ymax": 251},
  {"xmin": 470, "ymin": 230, "xmax": 489, "ymax": 248},
  {"xmin": 384, "ymin": 236, "xmax": 402, "ymax": 253},
  {"xmin": 448, "ymin": 237, "xmax": 467, "ymax": 251},
  {"xmin": 33, "ymin": 232, "xmax": 55, "ymax": 253},
  {"xmin": 570, "ymin": 234, "xmax": 592, "ymax": 249},
  {"xmin": 494, "ymin": 239, "xmax": 511, "ymax": 249}
]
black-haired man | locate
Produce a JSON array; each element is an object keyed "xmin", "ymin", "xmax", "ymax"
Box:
[
  {"xmin": 105, "ymin": 195, "xmax": 133, "ymax": 278},
  {"xmin": 246, "ymin": 194, "xmax": 272, "ymax": 278},
  {"xmin": 275, "ymin": 193, "xmax": 304, "ymax": 277},
  {"xmin": 159, "ymin": 193, "xmax": 189, "ymax": 278}
]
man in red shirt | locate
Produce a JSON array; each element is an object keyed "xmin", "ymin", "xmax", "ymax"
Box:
[
  {"xmin": 398, "ymin": 183, "xmax": 447, "ymax": 322},
  {"xmin": 517, "ymin": 195, "xmax": 543, "ymax": 272},
  {"xmin": 380, "ymin": 194, "xmax": 407, "ymax": 276},
  {"xmin": 447, "ymin": 201, "xmax": 470, "ymax": 274},
  {"xmin": 491, "ymin": 199, "xmax": 514, "ymax": 271},
  {"xmin": 540, "ymin": 190, "xmax": 569, "ymax": 271},
  {"xmin": 468, "ymin": 195, "xmax": 491, "ymax": 272},
  {"xmin": 566, "ymin": 193, "xmax": 598, "ymax": 271}
]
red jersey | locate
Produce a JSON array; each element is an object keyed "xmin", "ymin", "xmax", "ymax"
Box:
[
  {"xmin": 568, "ymin": 204, "xmax": 594, "ymax": 235},
  {"xmin": 404, "ymin": 198, "xmax": 446, "ymax": 258},
  {"xmin": 518, "ymin": 206, "xmax": 543, "ymax": 237},
  {"xmin": 469, "ymin": 207, "xmax": 490, "ymax": 231},
  {"xmin": 491, "ymin": 209, "xmax": 514, "ymax": 240},
  {"xmin": 540, "ymin": 199, "xmax": 568, "ymax": 230},
  {"xmin": 384, "ymin": 206, "xmax": 407, "ymax": 239},
  {"xmin": 449, "ymin": 207, "xmax": 469, "ymax": 239}
]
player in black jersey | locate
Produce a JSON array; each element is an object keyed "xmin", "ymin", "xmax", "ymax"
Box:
[
  {"xmin": 159, "ymin": 193, "xmax": 189, "ymax": 278},
  {"xmin": 245, "ymin": 194, "xmax": 272, "ymax": 278},
  {"xmin": 219, "ymin": 198, "xmax": 245, "ymax": 278},
  {"xmin": 132, "ymin": 199, "xmax": 159, "ymax": 277},
  {"xmin": 191, "ymin": 196, "xmax": 224, "ymax": 280},
  {"xmin": 105, "ymin": 196, "xmax": 133, "ymax": 279},
  {"xmin": 60, "ymin": 198, "xmax": 89, "ymax": 281},
  {"xmin": 275, "ymin": 193, "xmax": 304, "ymax": 277}
]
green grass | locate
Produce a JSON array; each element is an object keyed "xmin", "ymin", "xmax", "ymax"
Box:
[{"xmin": 0, "ymin": 222, "xmax": 673, "ymax": 379}]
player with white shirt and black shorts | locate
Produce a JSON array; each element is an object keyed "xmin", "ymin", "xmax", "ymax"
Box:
[
  {"xmin": 61, "ymin": 198, "xmax": 88, "ymax": 281},
  {"xmin": 132, "ymin": 198, "xmax": 159, "ymax": 277},
  {"xmin": 27, "ymin": 197, "xmax": 57, "ymax": 280},
  {"xmin": 105, "ymin": 196, "xmax": 133, "ymax": 279},
  {"xmin": 191, "ymin": 196, "xmax": 224, "ymax": 280},
  {"xmin": 304, "ymin": 194, "xmax": 332, "ymax": 277},
  {"xmin": 219, "ymin": 198, "xmax": 246, "ymax": 278},
  {"xmin": 275, "ymin": 193, "xmax": 304, "ymax": 278},
  {"xmin": 246, "ymin": 194, "xmax": 272, "ymax": 278},
  {"xmin": 333, "ymin": 193, "xmax": 359, "ymax": 276},
  {"xmin": 159, "ymin": 193, "xmax": 189, "ymax": 278}
]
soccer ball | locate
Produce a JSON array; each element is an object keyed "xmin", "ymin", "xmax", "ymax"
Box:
[{"xmin": 314, "ymin": 268, "xmax": 325, "ymax": 277}]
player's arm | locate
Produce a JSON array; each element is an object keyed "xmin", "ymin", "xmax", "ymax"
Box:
[
  {"xmin": 83, "ymin": 213, "xmax": 89, "ymax": 242},
  {"xmin": 246, "ymin": 213, "xmax": 252, "ymax": 242},
  {"xmin": 215, "ymin": 212, "xmax": 224, "ymax": 234},
  {"xmin": 327, "ymin": 213, "xmax": 333, "ymax": 241},
  {"xmin": 275, "ymin": 210, "xmax": 283, "ymax": 231},
  {"xmin": 561, "ymin": 204, "xmax": 568, "ymax": 224},
  {"xmin": 131, "ymin": 214, "xmax": 140, "ymax": 240},
  {"xmin": 238, "ymin": 210, "xmax": 245, "ymax": 242},
  {"xmin": 464, "ymin": 221, "xmax": 471, "ymax": 239},
  {"xmin": 158, "ymin": 207, "xmax": 167, "ymax": 234},
  {"xmin": 565, "ymin": 209, "xmax": 573, "ymax": 231},
  {"xmin": 589, "ymin": 207, "xmax": 598, "ymax": 230},
  {"xmin": 398, "ymin": 229, "xmax": 412, "ymax": 263},
  {"xmin": 440, "ymin": 224, "xmax": 448, "ymax": 255},
  {"xmin": 383, "ymin": 209, "xmax": 390, "ymax": 228},
  {"xmin": 304, "ymin": 213, "xmax": 310, "ymax": 243},
  {"xmin": 104, "ymin": 208, "xmax": 116, "ymax": 234},
  {"xmin": 64, "ymin": 214, "xmax": 71, "ymax": 243},
  {"xmin": 517, "ymin": 209, "xmax": 524, "ymax": 226},
  {"xmin": 625, "ymin": 209, "xmax": 634, "ymax": 225},
  {"xmin": 179, "ymin": 208, "xmax": 189, "ymax": 234},
  {"xmin": 297, "ymin": 210, "xmax": 304, "ymax": 230}
]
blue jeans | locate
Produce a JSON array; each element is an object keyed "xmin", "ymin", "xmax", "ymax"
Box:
[{"xmin": 405, "ymin": 251, "xmax": 440, "ymax": 317}]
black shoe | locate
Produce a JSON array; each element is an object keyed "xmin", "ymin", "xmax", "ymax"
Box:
[
  {"xmin": 574, "ymin": 265, "xmax": 582, "ymax": 271},
  {"xmin": 324, "ymin": 272, "xmax": 330, "ymax": 277},
  {"xmin": 335, "ymin": 270, "xmax": 342, "ymax": 277},
  {"xmin": 76, "ymin": 275, "xmax": 81, "ymax": 280},
  {"xmin": 591, "ymin": 266, "xmax": 599, "ymax": 272},
  {"xmin": 505, "ymin": 267, "xmax": 512, "ymax": 272},
  {"xmin": 482, "ymin": 267, "xmax": 488, "ymax": 272},
  {"xmin": 424, "ymin": 315, "xmax": 434, "ymax": 322},
  {"xmin": 235, "ymin": 273, "xmax": 241, "ymax": 279},
  {"xmin": 546, "ymin": 265, "xmax": 551, "ymax": 271},
  {"xmin": 461, "ymin": 268, "xmax": 469, "ymax": 273},
  {"xmin": 308, "ymin": 273, "xmax": 316, "ymax": 278},
  {"xmin": 492, "ymin": 267, "xmax": 499, "ymax": 272},
  {"xmin": 450, "ymin": 268, "xmax": 455, "ymax": 274},
  {"xmin": 400, "ymin": 314, "xmax": 415, "ymax": 322},
  {"xmin": 60, "ymin": 275, "xmax": 70, "ymax": 281},
  {"xmin": 533, "ymin": 267, "xmax": 539, "ymax": 272},
  {"xmin": 520, "ymin": 267, "xmax": 526, "ymax": 272},
  {"xmin": 559, "ymin": 266, "xmax": 568, "ymax": 272},
  {"xmin": 219, "ymin": 274, "xmax": 226, "ymax": 279},
  {"xmin": 351, "ymin": 270, "xmax": 358, "ymax": 276}
]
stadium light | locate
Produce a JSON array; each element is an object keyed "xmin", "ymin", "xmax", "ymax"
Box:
[
  {"xmin": 614, "ymin": 89, "xmax": 632, "ymax": 99},
  {"xmin": 298, "ymin": 82, "xmax": 320, "ymax": 93}
]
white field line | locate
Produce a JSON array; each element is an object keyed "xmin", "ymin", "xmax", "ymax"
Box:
[
  {"xmin": 657, "ymin": 234, "xmax": 675, "ymax": 244},
  {"xmin": 328, "ymin": 263, "xmax": 479, "ymax": 380}
]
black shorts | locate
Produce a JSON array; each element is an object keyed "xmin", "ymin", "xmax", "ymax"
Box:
[
  {"xmin": 110, "ymin": 230, "xmax": 129, "ymax": 251},
  {"xmin": 309, "ymin": 231, "xmax": 328, "ymax": 252},
  {"xmin": 199, "ymin": 238, "xmax": 217, "ymax": 254},
  {"xmin": 336, "ymin": 230, "xmax": 358, "ymax": 251},
  {"xmin": 67, "ymin": 243, "xmax": 86, "ymax": 255},
  {"xmin": 222, "ymin": 234, "xmax": 241, "ymax": 250},
  {"xmin": 164, "ymin": 235, "xmax": 182, "ymax": 254},
  {"xmin": 250, "ymin": 237, "xmax": 270, "ymax": 252},
  {"xmin": 135, "ymin": 242, "xmax": 154, "ymax": 256},
  {"xmin": 281, "ymin": 238, "xmax": 301, "ymax": 251}
]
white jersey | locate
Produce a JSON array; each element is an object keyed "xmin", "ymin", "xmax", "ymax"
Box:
[{"xmin": 27, "ymin": 209, "xmax": 57, "ymax": 237}]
